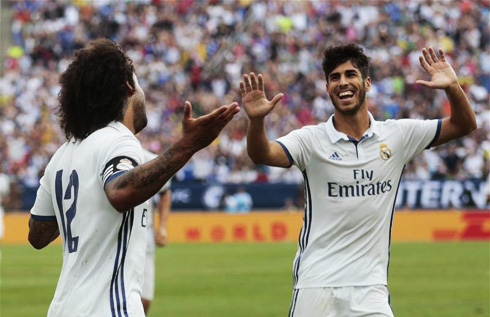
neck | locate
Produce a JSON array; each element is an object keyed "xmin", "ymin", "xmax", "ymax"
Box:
[
  {"xmin": 332, "ymin": 108, "xmax": 370, "ymax": 141},
  {"xmin": 122, "ymin": 103, "xmax": 136, "ymax": 135}
]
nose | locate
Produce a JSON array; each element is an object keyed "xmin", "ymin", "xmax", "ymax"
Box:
[{"xmin": 339, "ymin": 74, "xmax": 348, "ymax": 87}]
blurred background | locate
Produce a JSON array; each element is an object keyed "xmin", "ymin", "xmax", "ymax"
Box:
[
  {"xmin": 0, "ymin": 0, "xmax": 488, "ymax": 211},
  {"xmin": 0, "ymin": 1, "xmax": 489, "ymax": 317}
]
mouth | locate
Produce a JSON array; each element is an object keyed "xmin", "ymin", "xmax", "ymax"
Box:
[{"xmin": 337, "ymin": 90, "xmax": 355, "ymax": 104}]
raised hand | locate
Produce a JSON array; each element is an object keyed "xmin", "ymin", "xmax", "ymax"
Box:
[
  {"xmin": 181, "ymin": 100, "xmax": 240, "ymax": 152},
  {"xmin": 416, "ymin": 47, "xmax": 459, "ymax": 90},
  {"xmin": 240, "ymin": 72, "xmax": 283, "ymax": 119}
]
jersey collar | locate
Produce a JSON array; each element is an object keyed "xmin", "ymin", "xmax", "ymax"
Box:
[{"xmin": 325, "ymin": 112, "xmax": 380, "ymax": 143}]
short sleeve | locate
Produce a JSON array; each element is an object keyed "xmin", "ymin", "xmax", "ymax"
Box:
[
  {"xmin": 99, "ymin": 134, "xmax": 143, "ymax": 187},
  {"xmin": 395, "ymin": 118, "xmax": 441, "ymax": 164},
  {"xmin": 276, "ymin": 126, "xmax": 317, "ymax": 171},
  {"xmin": 30, "ymin": 166, "xmax": 57, "ymax": 221}
]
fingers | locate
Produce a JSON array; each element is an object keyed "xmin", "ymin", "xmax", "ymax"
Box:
[
  {"xmin": 242, "ymin": 74, "xmax": 252, "ymax": 93},
  {"xmin": 183, "ymin": 101, "xmax": 192, "ymax": 120},
  {"xmin": 258, "ymin": 74, "xmax": 265, "ymax": 91},
  {"xmin": 208, "ymin": 105, "xmax": 228, "ymax": 118},
  {"xmin": 428, "ymin": 47, "xmax": 439, "ymax": 63},
  {"xmin": 250, "ymin": 72, "xmax": 258, "ymax": 90},
  {"xmin": 239, "ymin": 81, "xmax": 246, "ymax": 97},
  {"xmin": 241, "ymin": 72, "xmax": 263, "ymax": 93},
  {"xmin": 270, "ymin": 93, "xmax": 284, "ymax": 108},
  {"xmin": 418, "ymin": 55, "xmax": 431, "ymax": 73},
  {"xmin": 438, "ymin": 48, "xmax": 447, "ymax": 62},
  {"xmin": 421, "ymin": 48, "xmax": 432, "ymax": 66},
  {"xmin": 217, "ymin": 102, "xmax": 240, "ymax": 122},
  {"xmin": 421, "ymin": 47, "xmax": 443, "ymax": 67}
]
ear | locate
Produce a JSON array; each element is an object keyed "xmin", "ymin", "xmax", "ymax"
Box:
[
  {"xmin": 364, "ymin": 76, "xmax": 371, "ymax": 92},
  {"xmin": 126, "ymin": 81, "xmax": 135, "ymax": 97}
]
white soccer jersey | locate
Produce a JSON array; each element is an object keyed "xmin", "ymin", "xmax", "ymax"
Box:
[
  {"xmin": 31, "ymin": 122, "xmax": 149, "ymax": 317},
  {"xmin": 277, "ymin": 112, "xmax": 441, "ymax": 288}
]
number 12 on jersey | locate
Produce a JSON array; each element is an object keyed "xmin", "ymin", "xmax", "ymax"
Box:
[{"xmin": 55, "ymin": 169, "xmax": 79, "ymax": 253}]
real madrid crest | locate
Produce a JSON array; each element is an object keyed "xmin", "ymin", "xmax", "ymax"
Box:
[
  {"xmin": 379, "ymin": 143, "xmax": 392, "ymax": 160},
  {"xmin": 117, "ymin": 158, "xmax": 135, "ymax": 171}
]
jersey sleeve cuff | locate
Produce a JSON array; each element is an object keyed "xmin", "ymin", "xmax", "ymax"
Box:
[
  {"xmin": 275, "ymin": 140, "xmax": 294, "ymax": 168},
  {"xmin": 426, "ymin": 119, "xmax": 442, "ymax": 149},
  {"xmin": 30, "ymin": 214, "xmax": 57, "ymax": 221}
]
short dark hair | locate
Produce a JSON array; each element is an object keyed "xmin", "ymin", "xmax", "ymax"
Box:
[
  {"xmin": 57, "ymin": 38, "xmax": 136, "ymax": 140},
  {"xmin": 322, "ymin": 43, "xmax": 371, "ymax": 83}
]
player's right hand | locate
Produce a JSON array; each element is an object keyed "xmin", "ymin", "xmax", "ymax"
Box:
[
  {"xmin": 155, "ymin": 227, "xmax": 167, "ymax": 247},
  {"xmin": 239, "ymin": 72, "xmax": 283, "ymax": 119},
  {"xmin": 181, "ymin": 101, "xmax": 240, "ymax": 152}
]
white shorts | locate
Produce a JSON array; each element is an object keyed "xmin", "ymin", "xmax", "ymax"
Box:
[
  {"xmin": 141, "ymin": 251, "xmax": 155, "ymax": 301},
  {"xmin": 288, "ymin": 285, "xmax": 394, "ymax": 317}
]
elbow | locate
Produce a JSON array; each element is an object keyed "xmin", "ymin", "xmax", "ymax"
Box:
[
  {"xmin": 247, "ymin": 150, "xmax": 267, "ymax": 166},
  {"xmin": 28, "ymin": 234, "xmax": 47, "ymax": 250},
  {"xmin": 461, "ymin": 120, "xmax": 477, "ymax": 136},
  {"xmin": 469, "ymin": 120, "xmax": 477, "ymax": 133},
  {"xmin": 106, "ymin": 190, "xmax": 133, "ymax": 213}
]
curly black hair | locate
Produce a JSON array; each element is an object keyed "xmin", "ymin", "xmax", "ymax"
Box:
[
  {"xmin": 57, "ymin": 38, "xmax": 135, "ymax": 140},
  {"xmin": 322, "ymin": 43, "xmax": 371, "ymax": 83}
]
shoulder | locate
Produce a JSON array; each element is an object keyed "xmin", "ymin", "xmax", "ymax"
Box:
[
  {"xmin": 373, "ymin": 118, "xmax": 405, "ymax": 135},
  {"xmin": 290, "ymin": 123, "xmax": 327, "ymax": 137},
  {"xmin": 90, "ymin": 122, "xmax": 135, "ymax": 140}
]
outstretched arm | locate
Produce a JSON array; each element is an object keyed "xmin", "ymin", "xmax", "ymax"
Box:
[
  {"xmin": 105, "ymin": 101, "xmax": 239, "ymax": 212},
  {"xmin": 416, "ymin": 47, "xmax": 477, "ymax": 147},
  {"xmin": 240, "ymin": 73, "xmax": 289, "ymax": 167}
]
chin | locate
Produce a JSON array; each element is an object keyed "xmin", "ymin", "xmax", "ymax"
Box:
[
  {"xmin": 134, "ymin": 117, "xmax": 148, "ymax": 134},
  {"xmin": 335, "ymin": 104, "xmax": 362, "ymax": 116}
]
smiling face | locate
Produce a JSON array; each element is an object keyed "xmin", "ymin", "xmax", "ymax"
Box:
[{"xmin": 326, "ymin": 60, "xmax": 371, "ymax": 116}]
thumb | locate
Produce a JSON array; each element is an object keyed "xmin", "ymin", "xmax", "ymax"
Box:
[
  {"xmin": 183, "ymin": 101, "xmax": 192, "ymax": 120},
  {"xmin": 415, "ymin": 80, "xmax": 432, "ymax": 87},
  {"xmin": 270, "ymin": 93, "xmax": 284, "ymax": 107}
]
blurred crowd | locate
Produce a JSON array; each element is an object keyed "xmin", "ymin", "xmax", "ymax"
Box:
[{"xmin": 1, "ymin": 0, "xmax": 489, "ymax": 196}]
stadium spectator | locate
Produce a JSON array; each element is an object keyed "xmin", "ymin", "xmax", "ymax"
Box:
[
  {"xmin": 239, "ymin": 43, "xmax": 476, "ymax": 316},
  {"xmin": 1, "ymin": 1, "xmax": 488, "ymax": 203},
  {"xmin": 27, "ymin": 38, "xmax": 239, "ymax": 316},
  {"xmin": 0, "ymin": 164, "xmax": 10, "ymax": 240},
  {"xmin": 233, "ymin": 186, "xmax": 253, "ymax": 212}
]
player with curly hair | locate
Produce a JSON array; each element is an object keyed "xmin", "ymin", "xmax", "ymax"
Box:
[{"xmin": 28, "ymin": 38, "xmax": 239, "ymax": 317}]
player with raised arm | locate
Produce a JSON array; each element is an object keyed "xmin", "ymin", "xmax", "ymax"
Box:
[
  {"xmin": 240, "ymin": 43, "xmax": 476, "ymax": 317},
  {"xmin": 28, "ymin": 38, "xmax": 239, "ymax": 317},
  {"xmin": 141, "ymin": 149, "xmax": 172, "ymax": 315}
]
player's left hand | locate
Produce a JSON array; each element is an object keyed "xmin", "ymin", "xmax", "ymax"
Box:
[
  {"xmin": 155, "ymin": 227, "xmax": 167, "ymax": 247},
  {"xmin": 416, "ymin": 47, "xmax": 459, "ymax": 90}
]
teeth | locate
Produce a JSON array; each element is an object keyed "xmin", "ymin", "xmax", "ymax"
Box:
[{"xmin": 339, "ymin": 91, "xmax": 353, "ymax": 97}]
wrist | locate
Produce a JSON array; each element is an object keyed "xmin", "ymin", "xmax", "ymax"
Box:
[
  {"xmin": 249, "ymin": 117, "xmax": 265, "ymax": 126},
  {"xmin": 172, "ymin": 138, "xmax": 199, "ymax": 156},
  {"xmin": 444, "ymin": 81, "xmax": 462, "ymax": 94}
]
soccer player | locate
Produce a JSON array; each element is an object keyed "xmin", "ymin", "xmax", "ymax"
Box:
[
  {"xmin": 141, "ymin": 149, "xmax": 172, "ymax": 314},
  {"xmin": 27, "ymin": 38, "xmax": 239, "ymax": 317},
  {"xmin": 240, "ymin": 43, "xmax": 476, "ymax": 317}
]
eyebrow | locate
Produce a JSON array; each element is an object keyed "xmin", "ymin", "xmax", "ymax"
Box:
[{"xmin": 328, "ymin": 69, "xmax": 359, "ymax": 79}]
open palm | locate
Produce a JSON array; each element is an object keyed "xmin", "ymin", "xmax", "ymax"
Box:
[
  {"xmin": 416, "ymin": 47, "xmax": 458, "ymax": 89},
  {"xmin": 240, "ymin": 73, "xmax": 283, "ymax": 119},
  {"xmin": 181, "ymin": 101, "xmax": 240, "ymax": 151}
]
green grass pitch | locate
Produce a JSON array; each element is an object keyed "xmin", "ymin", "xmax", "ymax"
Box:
[{"xmin": 1, "ymin": 241, "xmax": 488, "ymax": 317}]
